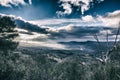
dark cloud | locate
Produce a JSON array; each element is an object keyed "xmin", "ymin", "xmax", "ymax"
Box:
[
  {"xmin": 45, "ymin": 25, "xmax": 115, "ymax": 40},
  {"xmin": 15, "ymin": 19, "xmax": 48, "ymax": 34}
]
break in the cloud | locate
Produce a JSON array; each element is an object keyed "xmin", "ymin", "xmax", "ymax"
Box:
[
  {"xmin": 0, "ymin": 0, "xmax": 32, "ymax": 7},
  {"xmin": 57, "ymin": 0, "xmax": 104, "ymax": 16}
]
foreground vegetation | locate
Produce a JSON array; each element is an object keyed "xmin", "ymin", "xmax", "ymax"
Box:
[{"xmin": 0, "ymin": 45, "xmax": 120, "ymax": 80}]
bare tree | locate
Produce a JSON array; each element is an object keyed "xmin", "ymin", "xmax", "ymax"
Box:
[{"xmin": 94, "ymin": 22, "xmax": 120, "ymax": 63}]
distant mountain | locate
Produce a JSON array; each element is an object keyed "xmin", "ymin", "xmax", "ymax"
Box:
[{"xmin": 59, "ymin": 41, "xmax": 115, "ymax": 53}]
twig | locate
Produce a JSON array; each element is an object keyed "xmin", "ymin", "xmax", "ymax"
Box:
[
  {"xmin": 106, "ymin": 31, "xmax": 109, "ymax": 51},
  {"xmin": 113, "ymin": 24, "xmax": 120, "ymax": 47},
  {"xmin": 93, "ymin": 34, "xmax": 102, "ymax": 50}
]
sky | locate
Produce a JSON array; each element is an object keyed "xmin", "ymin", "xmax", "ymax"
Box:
[
  {"xmin": 0, "ymin": 0, "xmax": 120, "ymax": 20},
  {"xmin": 0, "ymin": 0, "xmax": 120, "ymax": 50}
]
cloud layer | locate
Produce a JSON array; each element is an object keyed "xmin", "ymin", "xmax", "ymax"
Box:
[
  {"xmin": 31, "ymin": 10, "xmax": 120, "ymax": 28},
  {"xmin": 1, "ymin": 10, "xmax": 120, "ymax": 49},
  {"xmin": 29, "ymin": 10, "xmax": 120, "ymax": 42}
]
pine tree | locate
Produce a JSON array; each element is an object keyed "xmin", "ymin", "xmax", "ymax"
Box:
[{"xmin": 0, "ymin": 16, "xmax": 18, "ymax": 53}]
